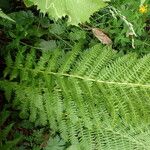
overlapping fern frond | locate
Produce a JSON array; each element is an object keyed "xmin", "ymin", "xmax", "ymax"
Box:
[{"xmin": 1, "ymin": 43, "xmax": 150, "ymax": 149}]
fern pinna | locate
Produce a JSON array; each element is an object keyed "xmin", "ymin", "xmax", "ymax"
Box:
[{"xmin": 0, "ymin": 43, "xmax": 150, "ymax": 150}]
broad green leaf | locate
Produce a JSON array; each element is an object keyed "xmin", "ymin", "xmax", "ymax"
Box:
[{"xmin": 24, "ymin": 0, "xmax": 107, "ymax": 25}]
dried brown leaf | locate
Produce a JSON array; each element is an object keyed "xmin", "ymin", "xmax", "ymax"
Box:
[{"xmin": 92, "ymin": 28, "xmax": 112, "ymax": 45}]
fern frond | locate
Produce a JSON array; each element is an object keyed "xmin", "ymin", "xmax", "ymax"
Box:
[
  {"xmin": 1, "ymin": 43, "xmax": 150, "ymax": 149},
  {"xmin": 59, "ymin": 42, "xmax": 82, "ymax": 73}
]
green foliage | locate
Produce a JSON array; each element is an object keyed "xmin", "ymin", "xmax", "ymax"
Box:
[
  {"xmin": 0, "ymin": 8, "xmax": 15, "ymax": 22},
  {"xmin": 45, "ymin": 136, "xmax": 65, "ymax": 150},
  {"xmin": 140, "ymin": 0, "xmax": 146, "ymax": 5},
  {"xmin": 90, "ymin": 1, "xmax": 150, "ymax": 53},
  {"xmin": 0, "ymin": 106, "xmax": 52, "ymax": 150},
  {"xmin": 0, "ymin": 10, "xmax": 87, "ymax": 56},
  {"xmin": 1, "ymin": 43, "xmax": 150, "ymax": 149},
  {"xmin": 22, "ymin": 128, "xmax": 46, "ymax": 149},
  {"xmin": 0, "ymin": 109, "xmax": 21, "ymax": 150},
  {"xmin": 23, "ymin": 0, "xmax": 107, "ymax": 25},
  {"xmin": 23, "ymin": 0, "xmax": 34, "ymax": 7},
  {"xmin": 0, "ymin": 7, "xmax": 148, "ymax": 58}
]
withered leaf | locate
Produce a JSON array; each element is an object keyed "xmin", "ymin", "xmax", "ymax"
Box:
[{"xmin": 92, "ymin": 28, "xmax": 112, "ymax": 45}]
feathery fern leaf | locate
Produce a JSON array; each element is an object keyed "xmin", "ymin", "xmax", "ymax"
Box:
[{"xmin": 1, "ymin": 43, "xmax": 150, "ymax": 149}]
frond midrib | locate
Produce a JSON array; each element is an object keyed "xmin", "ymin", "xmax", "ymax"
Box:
[{"xmin": 13, "ymin": 66, "xmax": 150, "ymax": 89}]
